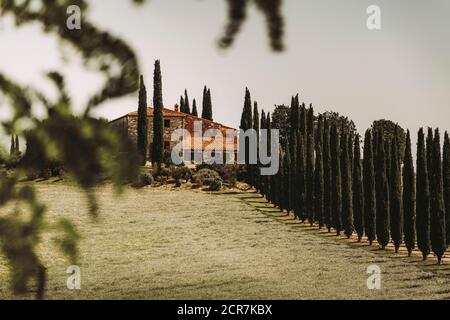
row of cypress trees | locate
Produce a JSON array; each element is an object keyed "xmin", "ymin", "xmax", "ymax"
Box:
[
  {"xmin": 179, "ymin": 87, "xmax": 213, "ymax": 121},
  {"xmin": 240, "ymin": 91, "xmax": 450, "ymax": 264}
]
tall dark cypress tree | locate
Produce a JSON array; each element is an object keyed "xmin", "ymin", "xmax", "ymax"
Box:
[
  {"xmin": 306, "ymin": 133, "xmax": 315, "ymax": 226},
  {"xmin": 353, "ymin": 136, "xmax": 364, "ymax": 241},
  {"xmin": 341, "ymin": 130, "xmax": 354, "ymax": 238},
  {"xmin": 184, "ymin": 89, "xmax": 191, "ymax": 114},
  {"xmin": 266, "ymin": 113, "xmax": 273, "ymax": 203},
  {"xmin": 240, "ymin": 88, "xmax": 253, "ymax": 186},
  {"xmin": 179, "ymin": 96, "xmax": 185, "ymax": 113},
  {"xmin": 282, "ymin": 142, "xmax": 291, "ymax": 214},
  {"xmin": 403, "ymin": 130, "xmax": 416, "ymax": 256},
  {"xmin": 152, "ymin": 60, "xmax": 164, "ymax": 170},
  {"xmin": 443, "ymin": 131, "xmax": 450, "ymax": 247},
  {"xmin": 430, "ymin": 129, "xmax": 447, "ymax": 264},
  {"xmin": 260, "ymin": 110, "xmax": 267, "ymax": 197},
  {"xmin": 297, "ymin": 132, "xmax": 306, "ymax": 222},
  {"xmin": 363, "ymin": 130, "xmax": 376, "ymax": 245},
  {"xmin": 331, "ymin": 124, "xmax": 342, "ymax": 234},
  {"xmin": 201, "ymin": 86, "xmax": 208, "ymax": 118},
  {"xmin": 252, "ymin": 102, "xmax": 260, "ymax": 190},
  {"xmin": 192, "ymin": 99, "xmax": 198, "ymax": 117},
  {"xmin": 315, "ymin": 115, "xmax": 324, "ymax": 228},
  {"xmin": 315, "ymin": 139, "xmax": 324, "ymax": 229},
  {"xmin": 390, "ymin": 130, "xmax": 403, "ymax": 253},
  {"xmin": 323, "ymin": 119, "xmax": 333, "ymax": 232},
  {"xmin": 416, "ymin": 128, "xmax": 431, "ymax": 260},
  {"xmin": 137, "ymin": 75, "xmax": 148, "ymax": 165},
  {"xmin": 376, "ymin": 135, "xmax": 390, "ymax": 249},
  {"xmin": 205, "ymin": 89, "xmax": 213, "ymax": 121}
]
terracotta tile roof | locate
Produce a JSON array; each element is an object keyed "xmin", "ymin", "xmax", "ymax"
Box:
[
  {"xmin": 127, "ymin": 106, "xmax": 237, "ymax": 131},
  {"xmin": 127, "ymin": 107, "xmax": 185, "ymax": 118}
]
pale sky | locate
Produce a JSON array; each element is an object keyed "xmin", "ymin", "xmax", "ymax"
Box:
[{"xmin": 0, "ymin": 0, "xmax": 449, "ymax": 148}]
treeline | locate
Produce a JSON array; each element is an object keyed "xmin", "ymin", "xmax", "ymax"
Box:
[{"xmin": 240, "ymin": 90, "xmax": 450, "ymax": 264}]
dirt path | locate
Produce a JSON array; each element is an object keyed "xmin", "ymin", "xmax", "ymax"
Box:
[{"xmin": 0, "ymin": 185, "xmax": 448, "ymax": 299}]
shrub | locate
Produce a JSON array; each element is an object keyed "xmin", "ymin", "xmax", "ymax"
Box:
[
  {"xmin": 191, "ymin": 168, "xmax": 221, "ymax": 185},
  {"xmin": 208, "ymin": 177, "xmax": 222, "ymax": 191},
  {"xmin": 41, "ymin": 168, "xmax": 52, "ymax": 180},
  {"xmin": 140, "ymin": 172, "xmax": 154, "ymax": 186}
]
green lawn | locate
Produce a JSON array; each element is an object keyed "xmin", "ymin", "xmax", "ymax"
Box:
[{"xmin": 0, "ymin": 182, "xmax": 449, "ymax": 300}]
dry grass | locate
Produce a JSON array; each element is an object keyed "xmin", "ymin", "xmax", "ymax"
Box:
[{"xmin": 0, "ymin": 182, "xmax": 449, "ymax": 300}]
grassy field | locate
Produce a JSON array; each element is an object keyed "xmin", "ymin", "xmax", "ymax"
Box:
[{"xmin": 0, "ymin": 182, "xmax": 449, "ymax": 300}]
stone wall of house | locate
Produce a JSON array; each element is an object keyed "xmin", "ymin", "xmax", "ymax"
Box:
[{"xmin": 127, "ymin": 115, "xmax": 184, "ymax": 153}]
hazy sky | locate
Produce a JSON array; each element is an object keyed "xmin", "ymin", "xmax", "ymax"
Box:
[{"xmin": 0, "ymin": 0, "xmax": 449, "ymax": 148}]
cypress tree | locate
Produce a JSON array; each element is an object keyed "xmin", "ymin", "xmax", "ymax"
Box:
[
  {"xmin": 376, "ymin": 135, "xmax": 390, "ymax": 249},
  {"xmin": 416, "ymin": 128, "xmax": 431, "ymax": 260},
  {"xmin": 252, "ymin": 102, "xmax": 260, "ymax": 190},
  {"xmin": 443, "ymin": 131, "xmax": 450, "ymax": 247},
  {"xmin": 331, "ymin": 124, "xmax": 342, "ymax": 234},
  {"xmin": 201, "ymin": 87, "xmax": 213, "ymax": 121},
  {"xmin": 314, "ymin": 138, "xmax": 324, "ymax": 228},
  {"xmin": 403, "ymin": 130, "xmax": 416, "ymax": 256},
  {"xmin": 353, "ymin": 136, "xmax": 364, "ymax": 241},
  {"xmin": 323, "ymin": 119, "xmax": 333, "ymax": 232},
  {"xmin": 192, "ymin": 99, "xmax": 198, "ymax": 117},
  {"xmin": 282, "ymin": 142, "xmax": 291, "ymax": 213},
  {"xmin": 341, "ymin": 130, "xmax": 354, "ymax": 238},
  {"xmin": 266, "ymin": 113, "xmax": 273, "ymax": 203},
  {"xmin": 152, "ymin": 60, "xmax": 164, "ymax": 169},
  {"xmin": 306, "ymin": 133, "xmax": 315, "ymax": 226},
  {"xmin": 179, "ymin": 96, "xmax": 185, "ymax": 113},
  {"xmin": 260, "ymin": 109, "xmax": 266, "ymax": 196},
  {"xmin": 430, "ymin": 129, "xmax": 447, "ymax": 264},
  {"xmin": 307, "ymin": 104, "xmax": 314, "ymax": 136},
  {"xmin": 137, "ymin": 75, "xmax": 148, "ymax": 165},
  {"xmin": 240, "ymin": 88, "xmax": 253, "ymax": 170},
  {"xmin": 300, "ymin": 103, "xmax": 307, "ymax": 143},
  {"xmin": 290, "ymin": 133, "xmax": 298, "ymax": 214},
  {"xmin": 297, "ymin": 132, "xmax": 306, "ymax": 222},
  {"xmin": 363, "ymin": 130, "xmax": 376, "ymax": 245},
  {"xmin": 390, "ymin": 131, "xmax": 403, "ymax": 253},
  {"xmin": 184, "ymin": 89, "xmax": 191, "ymax": 114}
]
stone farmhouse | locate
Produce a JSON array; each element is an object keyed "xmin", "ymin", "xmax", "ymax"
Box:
[{"xmin": 109, "ymin": 105, "xmax": 238, "ymax": 163}]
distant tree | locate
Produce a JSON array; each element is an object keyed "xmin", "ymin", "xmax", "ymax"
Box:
[
  {"xmin": 363, "ymin": 130, "xmax": 376, "ymax": 245},
  {"xmin": 372, "ymin": 120, "xmax": 406, "ymax": 160},
  {"xmin": 353, "ymin": 136, "xmax": 364, "ymax": 241},
  {"xmin": 179, "ymin": 96, "xmax": 185, "ymax": 113},
  {"xmin": 306, "ymin": 133, "xmax": 315, "ymax": 226},
  {"xmin": 390, "ymin": 130, "xmax": 403, "ymax": 253},
  {"xmin": 444, "ymin": 131, "xmax": 450, "ymax": 247},
  {"xmin": 331, "ymin": 124, "xmax": 342, "ymax": 234},
  {"xmin": 137, "ymin": 75, "xmax": 148, "ymax": 165},
  {"xmin": 202, "ymin": 87, "xmax": 213, "ymax": 121},
  {"xmin": 260, "ymin": 110, "xmax": 267, "ymax": 196},
  {"xmin": 341, "ymin": 129, "xmax": 354, "ymax": 238},
  {"xmin": 252, "ymin": 101, "xmax": 260, "ymax": 190},
  {"xmin": 321, "ymin": 111, "xmax": 357, "ymax": 138},
  {"xmin": 376, "ymin": 135, "xmax": 390, "ymax": 249},
  {"xmin": 152, "ymin": 60, "xmax": 164, "ymax": 169},
  {"xmin": 290, "ymin": 133, "xmax": 298, "ymax": 215},
  {"xmin": 416, "ymin": 128, "xmax": 431, "ymax": 260},
  {"xmin": 430, "ymin": 129, "xmax": 447, "ymax": 264},
  {"xmin": 403, "ymin": 130, "xmax": 416, "ymax": 256},
  {"xmin": 183, "ymin": 89, "xmax": 191, "ymax": 114},
  {"xmin": 240, "ymin": 88, "xmax": 253, "ymax": 186},
  {"xmin": 323, "ymin": 119, "xmax": 333, "ymax": 232},
  {"xmin": 282, "ymin": 142, "xmax": 291, "ymax": 214},
  {"xmin": 266, "ymin": 113, "xmax": 273, "ymax": 203},
  {"xmin": 314, "ymin": 137, "xmax": 324, "ymax": 229},
  {"xmin": 271, "ymin": 104, "xmax": 290, "ymax": 147},
  {"xmin": 191, "ymin": 99, "xmax": 198, "ymax": 117}
]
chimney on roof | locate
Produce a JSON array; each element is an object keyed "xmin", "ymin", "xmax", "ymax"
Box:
[{"xmin": 174, "ymin": 104, "xmax": 179, "ymax": 112}]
